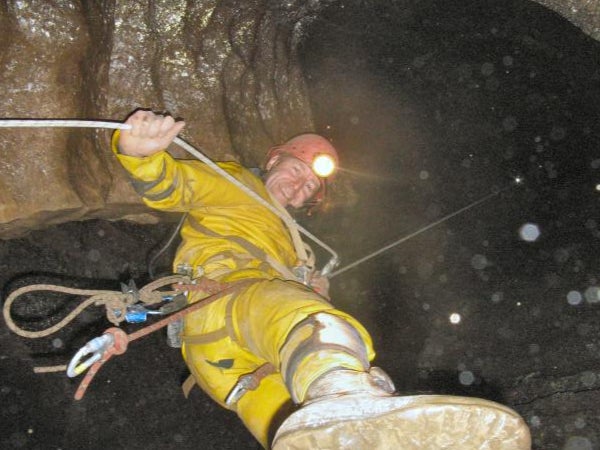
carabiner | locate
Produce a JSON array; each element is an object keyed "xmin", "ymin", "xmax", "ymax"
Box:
[
  {"xmin": 225, "ymin": 374, "xmax": 256, "ymax": 407},
  {"xmin": 67, "ymin": 333, "xmax": 114, "ymax": 378},
  {"xmin": 320, "ymin": 256, "xmax": 340, "ymax": 278}
]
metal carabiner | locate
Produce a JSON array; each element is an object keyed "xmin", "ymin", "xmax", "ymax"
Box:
[
  {"xmin": 70, "ymin": 328, "xmax": 129, "ymax": 400},
  {"xmin": 225, "ymin": 373, "xmax": 256, "ymax": 407},
  {"xmin": 122, "ymin": 304, "xmax": 164, "ymax": 323},
  {"xmin": 224, "ymin": 363, "xmax": 276, "ymax": 407},
  {"xmin": 66, "ymin": 333, "xmax": 115, "ymax": 378},
  {"xmin": 320, "ymin": 255, "xmax": 340, "ymax": 278}
]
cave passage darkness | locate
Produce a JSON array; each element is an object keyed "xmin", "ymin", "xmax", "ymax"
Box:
[{"xmin": 2, "ymin": 1, "xmax": 600, "ymax": 449}]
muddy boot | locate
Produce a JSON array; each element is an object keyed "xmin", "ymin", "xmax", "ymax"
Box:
[{"xmin": 272, "ymin": 368, "xmax": 531, "ymax": 450}]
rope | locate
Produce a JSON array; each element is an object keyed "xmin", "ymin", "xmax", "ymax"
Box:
[
  {"xmin": 34, "ymin": 365, "xmax": 68, "ymax": 373},
  {"xmin": 148, "ymin": 212, "xmax": 189, "ymax": 279},
  {"xmin": 4, "ymin": 284, "xmax": 123, "ymax": 339},
  {"xmin": 137, "ymin": 274, "xmax": 189, "ymax": 298},
  {"xmin": 2, "ymin": 275, "xmax": 189, "ymax": 339},
  {"xmin": 329, "ymin": 188, "xmax": 508, "ymax": 278}
]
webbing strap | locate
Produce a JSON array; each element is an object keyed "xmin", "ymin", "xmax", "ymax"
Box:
[
  {"xmin": 181, "ymin": 328, "xmax": 229, "ymax": 344},
  {"xmin": 182, "ymin": 373, "xmax": 196, "ymax": 399},
  {"xmin": 178, "ymin": 278, "xmax": 261, "ymax": 399},
  {"xmin": 267, "ymin": 191, "xmax": 310, "ymax": 264},
  {"xmin": 187, "ymin": 215, "xmax": 300, "ymax": 281},
  {"xmin": 180, "ymin": 285, "xmax": 243, "ymax": 345}
]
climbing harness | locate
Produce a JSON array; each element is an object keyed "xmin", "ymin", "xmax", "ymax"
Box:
[{"xmin": 3, "ymin": 274, "xmax": 258, "ymax": 400}]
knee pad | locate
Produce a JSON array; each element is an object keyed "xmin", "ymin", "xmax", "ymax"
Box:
[{"xmin": 279, "ymin": 312, "xmax": 370, "ymax": 403}]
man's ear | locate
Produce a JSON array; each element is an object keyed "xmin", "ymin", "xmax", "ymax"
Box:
[{"xmin": 265, "ymin": 154, "xmax": 281, "ymax": 171}]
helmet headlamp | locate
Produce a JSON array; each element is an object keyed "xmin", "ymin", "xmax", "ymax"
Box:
[{"xmin": 312, "ymin": 154, "xmax": 336, "ymax": 178}]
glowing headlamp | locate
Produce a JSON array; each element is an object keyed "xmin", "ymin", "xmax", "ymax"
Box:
[{"xmin": 312, "ymin": 154, "xmax": 336, "ymax": 178}]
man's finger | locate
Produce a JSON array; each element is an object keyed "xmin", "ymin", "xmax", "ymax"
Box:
[
  {"xmin": 127, "ymin": 110, "xmax": 152, "ymax": 137},
  {"xmin": 165, "ymin": 120, "xmax": 185, "ymax": 141},
  {"xmin": 158, "ymin": 115, "xmax": 176, "ymax": 136}
]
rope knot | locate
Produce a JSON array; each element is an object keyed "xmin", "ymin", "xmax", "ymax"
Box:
[{"xmin": 102, "ymin": 293, "xmax": 134, "ymax": 325}]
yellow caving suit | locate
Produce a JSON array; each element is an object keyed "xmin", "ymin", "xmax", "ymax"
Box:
[{"xmin": 112, "ymin": 134, "xmax": 375, "ymax": 447}]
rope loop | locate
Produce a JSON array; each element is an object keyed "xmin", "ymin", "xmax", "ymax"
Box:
[{"xmin": 3, "ymin": 275, "xmax": 191, "ymax": 338}]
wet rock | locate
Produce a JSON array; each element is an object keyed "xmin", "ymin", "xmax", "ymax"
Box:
[
  {"xmin": 0, "ymin": 0, "xmax": 599, "ymax": 239},
  {"xmin": 533, "ymin": 0, "xmax": 600, "ymax": 41},
  {"xmin": 0, "ymin": 1, "xmax": 326, "ymax": 238}
]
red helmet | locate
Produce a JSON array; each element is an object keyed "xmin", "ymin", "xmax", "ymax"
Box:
[{"xmin": 266, "ymin": 133, "xmax": 339, "ymax": 204}]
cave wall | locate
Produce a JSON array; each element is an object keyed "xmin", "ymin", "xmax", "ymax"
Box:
[
  {"xmin": 532, "ymin": 0, "xmax": 600, "ymax": 41},
  {"xmin": 0, "ymin": 0, "xmax": 332, "ymax": 238},
  {"xmin": 0, "ymin": 0, "xmax": 598, "ymax": 239}
]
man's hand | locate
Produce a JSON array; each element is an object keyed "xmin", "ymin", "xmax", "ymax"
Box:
[
  {"xmin": 118, "ymin": 109, "xmax": 185, "ymax": 157},
  {"xmin": 310, "ymin": 272, "xmax": 330, "ymax": 299}
]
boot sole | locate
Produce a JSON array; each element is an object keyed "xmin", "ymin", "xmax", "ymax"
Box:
[{"xmin": 272, "ymin": 394, "xmax": 531, "ymax": 449}]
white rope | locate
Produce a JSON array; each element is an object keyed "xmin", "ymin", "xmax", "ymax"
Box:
[
  {"xmin": 0, "ymin": 118, "xmax": 339, "ymax": 266},
  {"xmin": 329, "ymin": 188, "xmax": 508, "ymax": 278},
  {"xmin": 0, "ymin": 119, "xmax": 130, "ymax": 130}
]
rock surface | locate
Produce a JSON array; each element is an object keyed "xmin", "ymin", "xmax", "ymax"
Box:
[
  {"xmin": 0, "ymin": 1, "xmax": 327, "ymax": 238},
  {"xmin": 532, "ymin": 0, "xmax": 600, "ymax": 41},
  {"xmin": 1, "ymin": 0, "xmax": 599, "ymax": 238}
]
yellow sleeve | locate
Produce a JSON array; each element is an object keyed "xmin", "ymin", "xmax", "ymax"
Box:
[{"xmin": 111, "ymin": 130, "xmax": 268, "ymax": 212}]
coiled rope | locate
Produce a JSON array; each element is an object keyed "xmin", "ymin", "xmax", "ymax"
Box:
[
  {"xmin": 3, "ymin": 275, "xmax": 190, "ymax": 373},
  {"xmin": 3, "ymin": 274, "xmax": 188, "ymax": 339}
]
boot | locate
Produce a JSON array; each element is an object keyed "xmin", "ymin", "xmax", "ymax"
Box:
[{"xmin": 272, "ymin": 368, "xmax": 531, "ymax": 450}]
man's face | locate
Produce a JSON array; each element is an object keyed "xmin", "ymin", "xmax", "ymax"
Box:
[{"xmin": 264, "ymin": 155, "xmax": 321, "ymax": 208}]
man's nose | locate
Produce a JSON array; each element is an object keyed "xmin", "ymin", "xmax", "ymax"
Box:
[{"xmin": 292, "ymin": 176, "xmax": 306, "ymax": 191}]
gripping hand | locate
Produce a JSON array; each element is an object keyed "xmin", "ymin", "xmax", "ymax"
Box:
[{"xmin": 118, "ymin": 109, "xmax": 185, "ymax": 157}]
